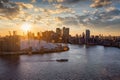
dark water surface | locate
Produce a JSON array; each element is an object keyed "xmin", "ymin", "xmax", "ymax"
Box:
[{"xmin": 0, "ymin": 45, "xmax": 120, "ymax": 80}]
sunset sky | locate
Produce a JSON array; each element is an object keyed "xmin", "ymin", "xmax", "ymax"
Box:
[{"xmin": 0, "ymin": 0, "xmax": 120, "ymax": 36}]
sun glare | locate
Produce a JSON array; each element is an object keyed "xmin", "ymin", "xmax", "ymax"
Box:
[{"xmin": 21, "ymin": 23, "xmax": 31, "ymax": 32}]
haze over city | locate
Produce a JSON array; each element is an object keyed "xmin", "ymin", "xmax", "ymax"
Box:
[
  {"xmin": 0, "ymin": 1, "xmax": 120, "ymax": 80},
  {"xmin": 0, "ymin": 0, "xmax": 120, "ymax": 36}
]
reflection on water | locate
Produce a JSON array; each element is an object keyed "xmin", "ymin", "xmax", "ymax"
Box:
[{"xmin": 0, "ymin": 44, "xmax": 120, "ymax": 80}]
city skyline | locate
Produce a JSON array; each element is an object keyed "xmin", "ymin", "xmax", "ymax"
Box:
[
  {"xmin": 0, "ymin": 27, "xmax": 120, "ymax": 53},
  {"xmin": 0, "ymin": 27, "xmax": 120, "ymax": 37},
  {"xmin": 0, "ymin": 0, "xmax": 120, "ymax": 36}
]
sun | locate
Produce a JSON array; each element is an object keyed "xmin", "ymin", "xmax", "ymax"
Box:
[{"xmin": 21, "ymin": 23, "xmax": 31, "ymax": 32}]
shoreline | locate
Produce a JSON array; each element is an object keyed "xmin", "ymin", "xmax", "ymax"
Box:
[
  {"xmin": 0, "ymin": 46, "xmax": 69, "ymax": 56},
  {"xmin": 0, "ymin": 44, "xmax": 119, "ymax": 56},
  {"xmin": 72, "ymin": 43, "xmax": 120, "ymax": 49}
]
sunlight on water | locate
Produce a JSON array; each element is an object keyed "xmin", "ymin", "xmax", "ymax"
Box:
[{"xmin": 0, "ymin": 44, "xmax": 120, "ymax": 80}]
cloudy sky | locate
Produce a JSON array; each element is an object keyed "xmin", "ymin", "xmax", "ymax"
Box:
[{"xmin": 0, "ymin": 0, "xmax": 120, "ymax": 36}]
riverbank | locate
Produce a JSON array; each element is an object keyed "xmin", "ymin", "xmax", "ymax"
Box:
[
  {"xmin": 0, "ymin": 40, "xmax": 70, "ymax": 56},
  {"xmin": 73, "ymin": 43, "xmax": 120, "ymax": 49},
  {"xmin": 0, "ymin": 46, "xmax": 69, "ymax": 56}
]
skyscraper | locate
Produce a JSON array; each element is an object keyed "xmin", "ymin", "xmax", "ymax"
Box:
[
  {"xmin": 62, "ymin": 27, "xmax": 70, "ymax": 43},
  {"xmin": 56, "ymin": 28, "xmax": 62, "ymax": 36},
  {"xmin": 85, "ymin": 29, "xmax": 90, "ymax": 44}
]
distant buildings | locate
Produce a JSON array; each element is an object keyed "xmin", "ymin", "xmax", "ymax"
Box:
[
  {"xmin": 27, "ymin": 31, "xmax": 35, "ymax": 39},
  {"xmin": 62, "ymin": 27, "xmax": 70, "ymax": 43},
  {"xmin": 0, "ymin": 31, "xmax": 20, "ymax": 52},
  {"xmin": 0, "ymin": 27, "xmax": 120, "ymax": 53},
  {"xmin": 42, "ymin": 31, "xmax": 55, "ymax": 42},
  {"xmin": 55, "ymin": 28, "xmax": 62, "ymax": 42},
  {"xmin": 37, "ymin": 27, "xmax": 70, "ymax": 43},
  {"xmin": 85, "ymin": 29, "xmax": 90, "ymax": 44},
  {"xmin": 86, "ymin": 29, "xmax": 90, "ymax": 39},
  {"xmin": 56, "ymin": 28, "xmax": 62, "ymax": 37},
  {"xmin": 69, "ymin": 29, "xmax": 120, "ymax": 48}
]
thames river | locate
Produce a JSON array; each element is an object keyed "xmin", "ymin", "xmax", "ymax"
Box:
[{"xmin": 0, "ymin": 45, "xmax": 120, "ymax": 80}]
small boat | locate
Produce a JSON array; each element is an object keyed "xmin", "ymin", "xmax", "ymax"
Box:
[{"xmin": 56, "ymin": 59, "xmax": 68, "ymax": 62}]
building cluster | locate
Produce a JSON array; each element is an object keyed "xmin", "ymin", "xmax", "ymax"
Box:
[
  {"xmin": 0, "ymin": 27, "xmax": 120, "ymax": 52},
  {"xmin": 0, "ymin": 27, "xmax": 70, "ymax": 52},
  {"xmin": 0, "ymin": 31, "xmax": 20, "ymax": 52},
  {"xmin": 37, "ymin": 27, "xmax": 69, "ymax": 43},
  {"xmin": 69, "ymin": 29, "xmax": 120, "ymax": 48},
  {"xmin": 26, "ymin": 27, "xmax": 70, "ymax": 43}
]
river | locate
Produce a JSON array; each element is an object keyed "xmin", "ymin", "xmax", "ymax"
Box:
[{"xmin": 0, "ymin": 44, "xmax": 120, "ymax": 80}]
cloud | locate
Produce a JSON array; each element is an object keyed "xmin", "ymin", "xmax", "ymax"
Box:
[
  {"xmin": 55, "ymin": 16, "xmax": 80, "ymax": 27},
  {"xmin": 42, "ymin": 0, "xmax": 86, "ymax": 3},
  {"xmin": 37, "ymin": 4, "xmax": 74, "ymax": 15},
  {"xmin": 55, "ymin": 7, "xmax": 120, "ymax": 29},
  {"xmin": 0, "ymin": 2, "xmax": 20, "ymax": 19},
  {"xmin": 59, "ymin": 0, "xmax": 84, "ymax": 3},
  {"xmin": 0, "ymin": 0, "xmax": 34, "ymax": 20},
  {"xmin": 54, "ymin": 4, "xmax": 68, "ymax": 9},
  {"xmin": 0, "ymin": 0, "xmax": 120, "ymax": 28},
  {"xmin": 31, "ymin": 0, "xmax": 37, "ymax": 3},
  {"xmin": 0, "ymin": 0, "xmax": 9, "ymax": 2},
  {"xmin": 16, "ymin": 2, "xmax": 33, "ymax": 9},
  {"xmin": 90, "ymin": 0, "xmax": 112, "ymax": 8},
  {"xmin": 0, "ymin": 0, "xmax": 74, "ymax": 22},
  {"xmin": 79, "ymin": 7, "xmax": 120, "ymax": 27}
]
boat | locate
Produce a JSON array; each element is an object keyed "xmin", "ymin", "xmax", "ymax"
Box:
[{"xmin": 56, "ymin": 59, "xmax": 68, "ymax": 62}]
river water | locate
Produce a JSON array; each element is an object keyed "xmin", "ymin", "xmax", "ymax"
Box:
[{"xmin": 0, "ymin": 44, "xmax": 120, "ymax": 80}]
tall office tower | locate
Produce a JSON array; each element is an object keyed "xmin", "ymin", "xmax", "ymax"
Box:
[
  {"xmin": 82, "ymin": 32, "xmax": 85, "ymax": 39},
  {"xmin": 62, "ymin": 27, "xmax": 70, "ymax": 43},
  {"xmin": 56, "ymin": 28, "xmax": 62, "ymax": 36},
  {"xmin": 85, "ymin": 29, "xmax": 90, "ymax": 44}
]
